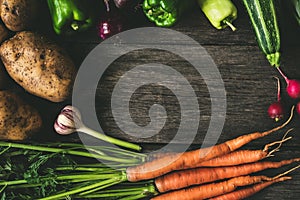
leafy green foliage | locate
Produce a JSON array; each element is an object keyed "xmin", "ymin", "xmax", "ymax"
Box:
[{"xmin": 0, "ymin": 142, "xmax": 146, "ymax": 199}]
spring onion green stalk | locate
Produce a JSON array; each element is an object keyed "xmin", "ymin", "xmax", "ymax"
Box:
[
  {"xmin": 55, "ymin": 105, "xmax": 142, "ymax": 151},
  {"xmin": 0, "ymin": 141, "xmax": 151, "ymax": 199}
]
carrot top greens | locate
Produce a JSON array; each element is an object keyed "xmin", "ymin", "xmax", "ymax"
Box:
[{"xmin": 0, "ymin": 142, "xmax": 148, "ymax": 199}]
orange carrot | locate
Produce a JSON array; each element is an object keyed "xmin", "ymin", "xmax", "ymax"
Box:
[
  {"xmin": 209, "ymin": 165, "xmax": 300, "ymax": 200},
  {"xmin": 154, "ymin": 158, "xmax": 300, "ymax": 192},
  {"xmin": 195, "ymin": 134, "xmax": 291, "ymax": 167},
  {"xmin": 147, "ymin": 133, "xmax": 291, "ymax": 167},
  {"xmin": 147, "ymin": 150, "xmax": 268, "ymax": 167},
  {"xmin": 151, "ymin": 175, "xmax": 287, "ymax": 200},
  {"xmin": 196, "ymin": 149, "xmax": 268, "ymax": 167},
  {"xmin": 209, "ymin": 177, "xmax": 290, "ymax": 200},
  {"xmin": 126, "ymin": 111, "xmax": 293, "ymax": 182}
]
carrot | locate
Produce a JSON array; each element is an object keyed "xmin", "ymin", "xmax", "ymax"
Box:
[
  {"xmin": 209, "ymin": 177, "xmax": 290, "ymax": 200},
  {"xmin": 210, "ymin": 165, "xmax": 300, "ymax": 200},
  {"xmin": 196, "ymin": 149, "xmax": 268, "ymax": 167},
  {"xmin": 146, "ymin": 152, "xmax": 177, "ymax": 162},
  {"xmin": 147, "ymin": 149, "xmax": 268, "ymax": 167},
  {"xmin": 126, "ymin": 110, "xmax": 294, "ymax": 182},
  {"xmin": 146, "ymin": 133, "xmax": 290, "ymax": 166},
  {"xmin": 195, "ymin": 133, "xmax": 292, "ymax": 167},
  {"xmin": 146, "ymin": 131, "xmax": 291, "ymax": 167},
  {"xmin": 151, "ymin": 175, "xmax": 287, "ymax": 200},
  {"xmin": 152, "ymin": 165, "xmax": 300, "ymax": 200},
  {"xmin": 154, "ymin": 158, "xmax": 300, "ymax": 192}
]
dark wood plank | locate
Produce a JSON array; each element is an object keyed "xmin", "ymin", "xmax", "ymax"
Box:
[{"xmin": 10, "ymin": 1, "xmax": 299, "ymax": 199}]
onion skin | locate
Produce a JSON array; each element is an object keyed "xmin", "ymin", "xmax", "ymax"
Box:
[{"xmin": 97, "ymin": 11, "xmax": 125, "ymax": 40}]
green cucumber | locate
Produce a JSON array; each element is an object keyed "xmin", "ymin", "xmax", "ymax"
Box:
[
  {"xmin": 289, "ymin": 0, "xmax": 300, "ymax": 26},
  {"xmin": 243, "ymin": 0, "xmax": 281, "ymax": 67}
]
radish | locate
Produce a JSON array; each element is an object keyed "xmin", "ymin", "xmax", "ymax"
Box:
[
  {"xmin": 268, "ymin": 77, "xmax": 284, "ymax": 121},
  {"xmin": 277, "ymin": 67, "xmax": 300, "ymax": 99},
  {"xmin": 296, "ymin": 102, "xmax": 300, "ymax": 115}
]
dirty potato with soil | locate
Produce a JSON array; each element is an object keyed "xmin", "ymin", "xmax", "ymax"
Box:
[
  {"xmin": 0, "ymin": 22, "xmax": 9, "ymax": 43},
  {"xmin": 0, "ymin": 62, "xmax": 9, "ymax": 89},
  {"xmin": 0, "ymin": 0, "xmax": 39, "ymax": 31},
  {"xmin": 0, "ymin": 91, "xmax": 42, "ymax": 140},
  {"xmin": 0, "ymin": 31, "xmax": 77, "ymax": 102}
]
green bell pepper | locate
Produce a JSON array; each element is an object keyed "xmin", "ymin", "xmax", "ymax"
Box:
[
  {"xmin": 47, "ymin": 0, "xmax": 93, "ymax": 35},
  {"xmin": 197, "ymin": 0, "xmax": 237, "ymax": 30},
  {"xmin": 142, "ymin": 0, "xmax": 195, "ymax": 27}
]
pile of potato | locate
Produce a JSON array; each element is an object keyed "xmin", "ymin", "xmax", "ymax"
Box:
[{"xmin": 0, "ymin": 0, "xmax": 77, "ymax": 140}]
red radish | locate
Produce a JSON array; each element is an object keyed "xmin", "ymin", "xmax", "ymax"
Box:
[
  {"xmin": 268, "ymin": 102, "xmax": 284, "ymax": 121},
  {"xmin": 268, "ymin": 77, "xmax": 284, "ymax": 121},
  {"xmin": 297, "ymin": 102, "xmax": 300, "ymax": 115},
  {"xmin": 277, "ymin": 67, "xmax": 300, "ymax": 99}
]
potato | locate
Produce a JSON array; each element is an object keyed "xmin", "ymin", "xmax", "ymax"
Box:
[
  {"xmin": 0, "ymin": 31, "xmax": 77, "ymax": 102},
  {"xmin": 0, "ymin": 61, "xmax": 8, "ymax": 89},
  {"xmin": 0, "ymin": 0, "xmax": 39, "ymax": 31},
  {"xmin": 0, "ymin": 90, "xmax": 42, "ymax": 140},
  {"xmin": 0, "ymin": 22, "xmax": 9, "ymax": 43}
]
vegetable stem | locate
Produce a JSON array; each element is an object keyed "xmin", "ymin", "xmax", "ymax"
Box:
[
  {"xmin": 78, "ymin": 126, "xmax": 142, "ymax": 151},
  {"xmin": 224, "ymin": 20, "xmax": 236, "ymax": 31},
  {"xmin": 0, "ymin": 179, "xmax": 27, "ymax": 186},
  {"xmin": 0, "ymin": 142, "xmax": 139, "ymax": 164},
  {"xmin": 276, "ymin": 67, "xmax": 289, "ymax": 83},
  {"xmin": 38, "ymin": 174, "xmax": 127, "ymax": 200}
]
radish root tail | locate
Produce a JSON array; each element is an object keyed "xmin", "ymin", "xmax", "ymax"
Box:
[{"xmin": 262, "ymin": 106, "xmax": 295, "ymax": 137}]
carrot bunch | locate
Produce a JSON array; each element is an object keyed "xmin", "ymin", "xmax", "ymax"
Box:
[{"xmin": 138, "ymin": 108, "xmax": 299, "ymax": 200}]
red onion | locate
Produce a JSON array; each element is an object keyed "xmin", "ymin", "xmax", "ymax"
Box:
[{"xmin": 97, "ymin": 2, "xmax": 125, "ymax": 40}]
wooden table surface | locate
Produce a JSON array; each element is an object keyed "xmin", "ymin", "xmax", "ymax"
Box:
[{"xmin": 9, "ymin": 0, "xmax": 300, "ymax": 199}]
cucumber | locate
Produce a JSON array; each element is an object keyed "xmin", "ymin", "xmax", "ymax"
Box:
[
  {"xmin": 243, "ymin": 0, "xmax": 281, "ymax": 67},
  {"xmin": 289, "ymin": 0, "xmax": 300, "ymax": 26}
]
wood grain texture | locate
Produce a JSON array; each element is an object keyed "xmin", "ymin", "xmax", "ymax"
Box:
[{"xmin": 15, "ymin": 1, "xmax": 299, "ymax": 199}]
